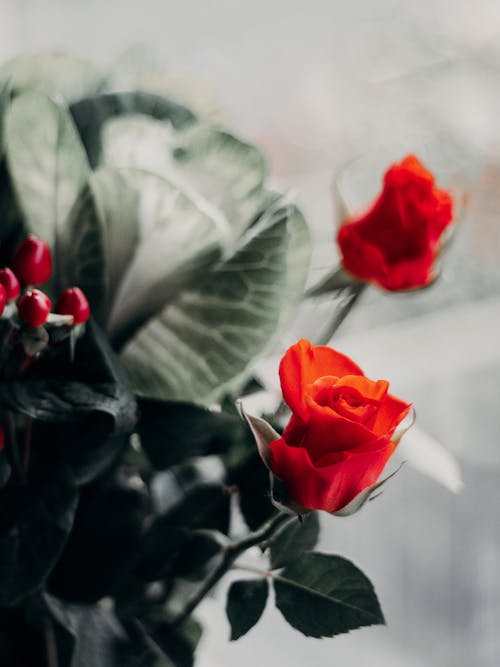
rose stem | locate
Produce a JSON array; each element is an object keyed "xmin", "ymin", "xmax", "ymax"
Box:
[
  {"xmin": 22, "ymin": 416, "xmax": 32, "ymax": 474},
  {"xmin": 44, "ymin": 618, "xmax": 59, "ymax": 667},
  {"xmin": 172, "ymin": 512, "xmax": 295, "ymax": 627},
  {"xmin": 314, "ymin": 282, "xmax": 366, "ymax": 346},
  {"xmin": 6, "ymin": 410, "xmax": 26, "ymax": 484}
]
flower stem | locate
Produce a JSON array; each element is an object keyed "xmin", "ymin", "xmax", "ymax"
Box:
[
  {"xmin": 172, "ymin": 512, "xmax": 295, "ymax": 627},
  {"xmin": 315, "ymin": 282, "xmax": 366, "ymax": 346}
]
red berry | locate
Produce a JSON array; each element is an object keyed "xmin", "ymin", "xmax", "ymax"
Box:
[
  {"xmin": 11, "ymin": 235, "xmax": 52, "ymax": 286},
  {"xmin": 0, "ymin": 267, "xmax": 21, "ymax": 302},
  {"xmin": 0, "ymin": 285, "xmax": 5, "ymax": 316},
  {"xmin": 18, "ymin": 289, "xmax": 52, "ymax": 328},
  {"xmin": 54, "ymin": 287, "xmax": 90, "ymax": 325}
]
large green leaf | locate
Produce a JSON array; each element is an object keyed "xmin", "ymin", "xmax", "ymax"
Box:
[
  {"xmin": 120, "ymin": 204, "xmax": 307, "ymax": 403},
  {"xmin": 274, "ymin": 552, "xmax": 385, "ymax": 638},
  {"xmin": 226, "ymin": 579, "xmax": 268, "ymax": 640},
  {"xmin": 101, "ymin": 117, "xmax": 266, "ymax": 239},
  {"xmin": 269, "ymin": 513, "xmax": 320, "ymax": 569},
  {"xmin": 70, "ymin": 91, "xmax": 196, "ymax": 168},
  {"xmin": 65, "ymin": 167, "xmax": 225, "ymax": 340},
  {"xmin": 4, "ymin": 90, "xmax": 89, "ymax": 263},
  {"xmin": 0, "ymin": 52, "xmax": 104, "ymax": 102}
]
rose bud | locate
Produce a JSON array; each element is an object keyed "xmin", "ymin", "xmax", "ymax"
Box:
[
  {"xmin": 336, "ymin": 154, "xmax": 453, "ymax": 291},
  {"xmin": 241, "ymin": 339, "xmax": 412, "ymax": 516},
  {"xmin": 18, "ymin": 289, "xmax": 52, "ymax": 328},
  {"xmin": 54, "ymin": 287, "xmax": 90, "ymax": 325},
  {"xmin": 11, "ymin": 235, "xmax": 53, "ymax": 286},
  {"xmin": 0, "ymin": 285, "xmax": 6, "ymax": 316},
  {"xmin": 0, "ymin": 268, "xmax": 21, "ymax": 302}
]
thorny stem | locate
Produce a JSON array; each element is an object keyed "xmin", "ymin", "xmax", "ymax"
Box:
[{"xmin": 173, "ymin": 512, "xmax": 295, "ymax": 627}]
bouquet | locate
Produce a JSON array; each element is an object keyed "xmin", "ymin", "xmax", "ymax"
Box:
[{"xmin": 0, "ymin": 52, "xmax": 456, "ymax": 666}]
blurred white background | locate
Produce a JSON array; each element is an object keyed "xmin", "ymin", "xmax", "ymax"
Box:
[{"xmin": 1, "ymin": 1, "xmax": 500, "ymax": 665}]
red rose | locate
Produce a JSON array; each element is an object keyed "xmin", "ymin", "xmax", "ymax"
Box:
[
  {"xmin": 336, "ymin": 155, "xmax": 453, "ymax": 291},
  {"xmin": 242, "ymin": 340, "xmax": 411, "ymax": 515}
]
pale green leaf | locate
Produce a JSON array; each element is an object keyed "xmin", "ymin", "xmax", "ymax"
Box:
[
  {"xmin": 0, "ymin": 52, "xmax": 103, "ymax": 102},
  {"xmin": 0, "ymin": 79, "xmax": 11, "ymax": 157},
  {"xmin": 101, "ymin": 116, "xmax": 267, "ymax": 241},
  {"xmin": 65, "ymin": 167, "xmax": 225, "ymax": 337},
  {"xmin": 120, "ymin": 205, "xmax": 296, "ymax": 403},
  {"xmin": 4, "ymin": 90, "xmax": 90, "ymax": 261}
]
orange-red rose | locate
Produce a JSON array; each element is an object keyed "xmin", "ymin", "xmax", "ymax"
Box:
[
  {"xmin": 337, "ymin": 154, "xmax": 453, "ymax": 291},
  {"xmin": 268, "ymin": 339, "xmax": 411, "ymax": 513}
]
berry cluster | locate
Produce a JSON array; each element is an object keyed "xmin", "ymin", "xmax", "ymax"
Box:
[{"xmin": 0, "ymin": 235, "xmax": 90, "ymax": 328}]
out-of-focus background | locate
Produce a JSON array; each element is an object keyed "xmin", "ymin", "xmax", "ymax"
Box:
[{"xmin": 1, "ymin": 1, "xmax": 499, "ymax": 665}]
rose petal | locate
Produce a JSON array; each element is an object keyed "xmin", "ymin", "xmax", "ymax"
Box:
[
  {"xmin": 279, "ymin": 339, "xmax": 363, "ymax": 421},
  {"xmin": 372, "ymin": 394, "xmax": 412, "ymax": 439},
  {"xmin": 269, "ymin": 436, "xmax": 395, "ymax": 513}
]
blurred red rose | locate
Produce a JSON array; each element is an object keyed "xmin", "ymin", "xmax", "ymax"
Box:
[
  {"xmin": 269, "ymin": 339, "xmax": 411, "ymax": 513},
  {"xmin": 337, "ymin": 154, "xmax": 453, "ymax": 291}
]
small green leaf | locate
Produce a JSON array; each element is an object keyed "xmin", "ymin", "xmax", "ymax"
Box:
[
  {"xmin": 269, "ymin": 513, "xmax": 320, "ymax": 569},
  {"xmin": 4, "ymin": 90, "xmax": 90, "ymax": 261},
  {"xmin": 226, "ymin": 579, "xmax": 269, "ymax": 640},
  {"xmin": 0, "ymin": 52, "xmax": 104, "ymax": 102},
  {"xmin": 274, "ymin": 552, "xmax": 385, "ymax": 638}
]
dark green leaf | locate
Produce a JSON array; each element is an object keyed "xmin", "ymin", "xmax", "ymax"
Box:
[
  {"xmin": 137, "ymin": 398, "xmax": 243, "ymax": 469},
  {"xmin": 133, "ymin": 485, "xmax": 230, "ymax": 585},
  {"xmin": 0, "ymin": 466, "xmax": 78, "ymax": 606},
  {"xmin": 269, "ymin": 512, "xmax": 320, "ymax": 569},
  {"xmin": 0, "ymin": 319, "xmax": 137, "ymax": 485},
  {"xmin": 49, "ymin": 477, "xmax": 146, "ymax": 603},
  {"xmin": 172, "ymin": 530, "xmax": 225, "ymax": 579},
  {"xmin": 226, "ymin": 448, "xmax": 275, "ymax": 531},
  {"xmin": 155, "ymin": 615, "xmax": 202, "ymax": 667},
  {"xmin": 226, "ymin": 579, "xmax": 268, "ymax": 640},
  {"xmin": 70, "ymin": 92, "xmax": 196, "ymax": 168},
  {"xmin": 274, "ymin": 552, "xmax": 385, "ymax": 638},
  {"xmin": 155, "ymin": 484, "xmax": 230, "ymax": 534}
]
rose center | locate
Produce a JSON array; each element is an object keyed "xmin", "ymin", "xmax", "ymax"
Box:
[{"xmin": 311, "ymin": 377, "xmax": 384, "ymax": 427}]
